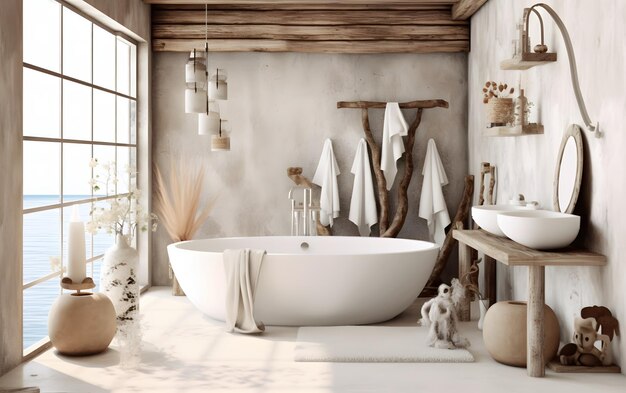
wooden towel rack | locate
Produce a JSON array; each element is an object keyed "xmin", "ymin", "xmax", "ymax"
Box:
[{"xmin": 337, "ymin": 99, "xmax": 449, "ymax": 238}]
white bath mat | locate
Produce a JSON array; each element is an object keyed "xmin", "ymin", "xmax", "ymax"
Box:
[{"xmin": 295, "ymin": 326, "xmax": 474, "ymax": 363}]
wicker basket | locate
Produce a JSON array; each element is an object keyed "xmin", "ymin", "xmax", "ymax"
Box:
[{"xmin": 486, "ymin": 98, "xmax": 514, "ymax": 127}]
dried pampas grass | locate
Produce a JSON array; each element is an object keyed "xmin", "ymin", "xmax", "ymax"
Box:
[{"xmin": 154, "ymin": 161, "xmax": 214, "ymax": 242}]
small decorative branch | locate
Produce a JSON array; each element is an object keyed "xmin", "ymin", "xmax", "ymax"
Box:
[{"xmin": 424, "ymin": 174, "xmax": 474, "ymax": 290}]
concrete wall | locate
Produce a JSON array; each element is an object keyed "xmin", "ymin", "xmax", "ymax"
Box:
[
  {"xmin": 469, "ymin": 0, "xmax": 625, "ymax": 370},
  {"xmin": 0, "ymin": 0, "xmax": 24, "ymax": 377},
  {"xmin": 152, "ymin": 52, "xmax": 468, "ymax": 285}
]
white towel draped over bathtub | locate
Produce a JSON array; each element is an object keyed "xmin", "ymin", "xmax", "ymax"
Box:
[
  {"xmin": 381, "ymin": 102, "xmax": 409, "ymax": 190},
  {"xmin": 418, "ymin": 138, "xmax": 451, "ymax": 246},
  {"xmin": 349, "ymin": 138, "xmax": 378, "ymax": 236},
  {"xmin": 313, "ymin": 138, "xmax": 341, "ymax": 227},
  {"xmin": 223, "ymin": 249, "xmax": 266, "ymax": 334}
]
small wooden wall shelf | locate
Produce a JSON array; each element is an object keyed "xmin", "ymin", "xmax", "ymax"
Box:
[
  {"xmin": 484, "ymin": 123, "xmax": 544, "ymax": 137},
  {"xmin": 501, "ymin": 52, "xmax": 557, "ymax": 70}
]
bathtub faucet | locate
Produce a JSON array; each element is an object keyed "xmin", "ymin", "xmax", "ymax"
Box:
[{"xmin": 288, "ymin": 186, "xmax": 318, "ymax": 236}]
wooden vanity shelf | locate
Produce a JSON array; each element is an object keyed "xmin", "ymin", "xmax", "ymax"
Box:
[
  {"xmin": 453, "ymin": 229, "xmax": 607, "ymax": 378},
  {"xmin": 484, "ymin": 123, "xmax": 544, "ymax": 137},
  {"xmin": 501, "ymin": 52, "xmax": 557, "ymax": 70}
]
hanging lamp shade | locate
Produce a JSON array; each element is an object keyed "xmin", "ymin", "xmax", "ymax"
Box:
[
  {"xmin": 211, "ymin": 120, "xmax": 230, "ymax": 151},
  {"xmin": 185, "ymin": 87, "xmax": 206, "ymax": 113},
  {"xmin": 198, "ymin": 101, "xmax": 221, "ymax": 135},
  {"xmin": 185, "ymin": 50, "xmax": 207, "ymax": 88},
  {"xmin": 208, "ymin": 69, "xmax": 228, "ymax": 100}
]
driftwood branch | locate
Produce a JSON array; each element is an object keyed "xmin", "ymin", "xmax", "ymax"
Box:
[
  {"xmin": 286, "ymin": 167, "xmax": 331, "ymax": 236},
  {"xmin": 340, "ymin": 99, "xmax": 448, "ymax": 237},
  {"xmin": 424, "ymin": 174, "xmax": 474, "ymax": 288},
  {"xmin": 337, "ymin": 99, "xmax": 449, "ymax": 109},
  {"xmin": 360, "ymin": 108, "xmax": 389, "ymax": 233},
  {"xmin": 381, "ymin": 108, "xmax": 423, "ymax": 238}
]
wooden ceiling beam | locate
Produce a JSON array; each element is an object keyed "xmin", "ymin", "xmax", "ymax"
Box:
[
  {"xmin": 152, "ymin": 4, "xmax": 452, "ymax": 10},
  {"xmin": 451, "ymin": 0, "xmax": 488, "ymax": 20},
  {"xmin": 152, "ymin": 38, "xmax": 469, "ymax": 53},
  {"xmin": 145, "ymin": 0, "xmax": 458, "ymax": 5},
  {"xmin": 153, "ymin": 24, "xmax": 469, "ymax": 41},
  {"xmin": 152, "ymin": 9, "xmax": 467, "ymax": 25}
]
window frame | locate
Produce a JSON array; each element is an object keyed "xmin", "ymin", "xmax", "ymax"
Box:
[{"xmin": 22, "ymin": 0, "xmax": 139, "ymax": 358}]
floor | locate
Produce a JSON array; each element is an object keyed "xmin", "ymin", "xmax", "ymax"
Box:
[{"xmin": 1, "ymin": 287, "xmax": 624, "ymax": 393}]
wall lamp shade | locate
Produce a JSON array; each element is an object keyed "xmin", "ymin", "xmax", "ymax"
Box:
[{"xmin": 185, "ymin": 88, "xmax": 206, "ymax": 113}]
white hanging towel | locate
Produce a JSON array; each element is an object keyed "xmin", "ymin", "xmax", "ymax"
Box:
[
  {"xmin": 312, "ymin": 139, "xmax": 341, "ymax": 227},
  {"xmin": 381, "ymin": 102, "xmax": 409, "ymax": 190},
  {"xmin": 418, "ymin": 139, "xmax": 451, "ymax": 246},
  {"xmin": 349, "ymin": 139, "xmax": 378, "ymax": 236},
  {"xmin": 223, "ymin": 249, "xmax": 266, "ymax": 334}
]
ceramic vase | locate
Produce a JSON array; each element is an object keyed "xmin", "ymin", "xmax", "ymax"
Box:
[
  {"xmin": 100, "ymin": 233, "xmax": 141, "ymax": 365},
  {"xmin": 48, "ymin": 292, "xmax": 116, "ymax": 355},
  {"xmin": 482, "ymin": 301, "xmax": 560, "ymax": 367}
]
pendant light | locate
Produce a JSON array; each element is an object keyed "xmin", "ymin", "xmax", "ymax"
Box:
[
  {"xmin": 209, "ymin": 68, "xmax": 228, "ymax": 100},
  {"xmin": 184, "ymin": 47, "xmax": 207, "ymax": 113},
  {"xmin": 198, "ymin": 101, "xmax": 220, "ymax": 135},
  {"xmin": 211, "ymin": 119, "xmax": 230, "ymax": 151}
]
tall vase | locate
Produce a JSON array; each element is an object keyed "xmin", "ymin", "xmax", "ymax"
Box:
[{"xmin": 100, "ymin": 233, "xmax": 141, "ymax": 366}]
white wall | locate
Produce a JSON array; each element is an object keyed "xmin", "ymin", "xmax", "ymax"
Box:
[
  {"xmin": 469, "ymin": 0, "xmax": 625, "ymax": 370},
  {"xmin": 152, "ymin": 52, "xmax": 468, "ymax": 285}
]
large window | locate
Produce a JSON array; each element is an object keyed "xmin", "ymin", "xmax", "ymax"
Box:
[{"xmin": 22, "ymin": 0, "xmax": 137, "ymax": 353}]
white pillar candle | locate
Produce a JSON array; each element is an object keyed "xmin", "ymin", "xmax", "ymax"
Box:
[{"xmin": 67, "ymin": 206, "xmax": 86, "ymax": 283}]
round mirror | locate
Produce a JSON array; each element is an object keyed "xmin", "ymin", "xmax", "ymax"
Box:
[{"xmin": 553, "ymin": 124, "xmax": 583, "ymax": 213}]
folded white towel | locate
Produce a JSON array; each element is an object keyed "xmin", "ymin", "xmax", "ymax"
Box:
[
  {"xmin": 418, "ymin": 139, "xmax": 451, "ymax": 246},
  {"xmin": 349, "ymin": 139, "xmax": 378, "ymax": 236},
  {"xmin": 223, "ymin": 249, "xmax": 266, "ymax": 334},
  {"xmin": 312, "ymin": 139, "xmax": 341, "ymax": 227},
  {"xmin": 381, "ymin": 103, "xmax": 409, "ymax": 190}
]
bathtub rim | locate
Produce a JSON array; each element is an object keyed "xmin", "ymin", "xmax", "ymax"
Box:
[{"xmin": 168, "ymin": 235, "xmax": 440, "ymax": 257}]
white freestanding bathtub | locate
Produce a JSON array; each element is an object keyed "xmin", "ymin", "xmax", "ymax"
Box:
[{"xmin": 167, "ymin": 236, "xmax": 439, "ymax": 326}]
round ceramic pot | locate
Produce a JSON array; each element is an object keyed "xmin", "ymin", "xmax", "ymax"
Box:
[
  {"xmin": 100, "ymin": 234, "xmax": 140, "ymax": 328},
  {"xmin": 486, "ymin": 98, "xmax": 514, "ymax": 126},
  {"xmin": 48, "ymin": 292, "xmax": 116, "ymax": 355},
  {"xmin": 482, "ymin": 300, "xmax": 560, "ymax": 367}
]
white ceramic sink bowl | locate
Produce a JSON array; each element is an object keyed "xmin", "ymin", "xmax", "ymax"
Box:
[
  {"xmin": 497, "ymin": 210, "xmax": 580, "ymax": 250},
  {"xmin": 472, "ymin": 205, "xmax": 527, "ymax": 237}
]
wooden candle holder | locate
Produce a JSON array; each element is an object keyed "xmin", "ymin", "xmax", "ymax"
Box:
[{"xmin": 60, "ymin": 277, "xmax": 96, "ymax": 292}]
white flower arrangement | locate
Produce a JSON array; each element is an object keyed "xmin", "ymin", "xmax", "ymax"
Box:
[{"xmin": 86, "ymin": 158, "xmax": 157, "ymax": 238}]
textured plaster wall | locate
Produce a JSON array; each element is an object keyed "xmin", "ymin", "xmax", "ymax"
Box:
[
  {"xmin": 469, "ymin": 0, "xmax": 626, "ymax": 370},
  {"xmin": 152, "ymin": 52, "xmax": 468, "ymax": 286}
]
